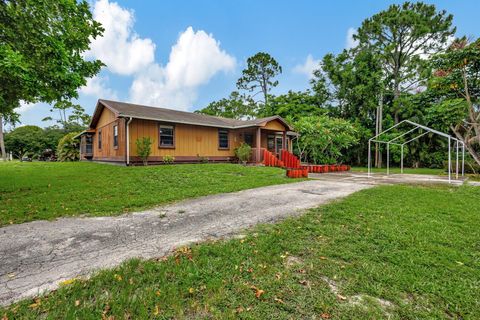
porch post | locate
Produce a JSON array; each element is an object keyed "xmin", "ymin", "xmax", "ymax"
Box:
[
  {"xmin": 256, "ymin": 127, "xmax": 261, "ymax": 163},
  {"xmin": 282, "ymin": 131, "xmax": 286, "ymax": 153}
]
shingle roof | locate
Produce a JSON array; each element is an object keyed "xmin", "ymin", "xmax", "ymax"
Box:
[{"xmin": 91, "ymin": 99, "xmax": 293, "ymax": 130}]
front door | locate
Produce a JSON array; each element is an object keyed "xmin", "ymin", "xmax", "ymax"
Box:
[{"xmin": 275, "ymin": 136, "xmax": 283, "ymax": 157}]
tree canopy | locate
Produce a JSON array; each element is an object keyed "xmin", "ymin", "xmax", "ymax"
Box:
[
  {"xmin": 236, "ymin": 52, "xmax": 282, "ymax": 107},
  {"xmin": 0, "ymin": 0, "xmax": 103, "ymax": 159}
]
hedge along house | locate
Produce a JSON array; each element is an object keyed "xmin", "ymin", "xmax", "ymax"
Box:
[{"xmin": 78, "ymin": 99, "xmax": 296, "ymax": 165}]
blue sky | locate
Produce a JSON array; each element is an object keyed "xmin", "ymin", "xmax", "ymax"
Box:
[{"xmin": 16, "ymin": 0, "xmax": 480, "ymax": 128}]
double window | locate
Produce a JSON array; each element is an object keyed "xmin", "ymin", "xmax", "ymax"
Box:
[
  {"xmin": 113, "ymin": 125, "xmax": 118, "ymax": 148},
  {"xmin": 218, "ymin": 129, "xmax": 229, "ymax": 149},
  {"xmin": 159, "ymin": 124, "xmax": 175, "ymax": 148}
]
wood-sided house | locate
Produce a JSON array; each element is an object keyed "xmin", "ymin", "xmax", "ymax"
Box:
[{"xmin": 78, "ymin": 99, "xmax": 297, "ymax": 165}]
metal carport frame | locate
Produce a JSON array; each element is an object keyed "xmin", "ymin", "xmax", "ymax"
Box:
[{"xmin": 367, "ymin": 120, "xmax": 465, "ymax": 183}]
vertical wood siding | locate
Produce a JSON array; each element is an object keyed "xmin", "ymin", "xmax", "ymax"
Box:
[
  {"xmin": 128, "ymin": 119, "xmax": 243, "ymax": 159},
  {"xmin": 92, "ymin": 108, "xmax": 126, "ymax": 162}
]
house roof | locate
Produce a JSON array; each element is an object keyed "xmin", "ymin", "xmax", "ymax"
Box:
[{"xmin": 90, "ymin": 99, "xmax": 294, "ymax": 131}]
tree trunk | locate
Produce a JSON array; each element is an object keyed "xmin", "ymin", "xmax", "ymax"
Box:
[
  {"xmin": 0, "ymin": 115, "xmax": 6, "ymax": 161},
  {"xmin": 393, "ymin": 85, "xmax": 400, "ymax": 124},
  {"xmin": 451, "ymin": 126, "xmax": 480, "ymax": 166}
]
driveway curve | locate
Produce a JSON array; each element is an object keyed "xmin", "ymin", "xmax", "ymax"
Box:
[{"xmin": 0, "ymin": 179, "xmax": 371, "ymax": 305}]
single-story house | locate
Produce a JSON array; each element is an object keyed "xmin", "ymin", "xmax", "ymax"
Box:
[{"xmin": 78, "ymin": 99, "xmax": 297, "ymax": 165}]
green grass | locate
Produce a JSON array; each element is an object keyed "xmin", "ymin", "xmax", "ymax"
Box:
[
  {"xmin": 351, "ymin": 166, "xmax": 445, "ymax": 175},
  {"xmin": 0, "ymin": 162, "xmax": 296, "ymax": 226},
  {"xmin": 2, "ymin": 184, "xmax": 479, "ymax": 319}
]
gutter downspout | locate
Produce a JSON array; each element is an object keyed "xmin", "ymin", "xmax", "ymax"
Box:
[{"xmin": 126, "ymin": 117, "xmax": 133, "ymax": 166}]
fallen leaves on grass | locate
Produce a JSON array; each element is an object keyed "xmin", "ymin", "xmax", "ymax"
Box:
[
  {"xmin": 250, "ymin": 286, "xmax": 265, "ymax": 299},
  {"xmin": 299, "ymin": 280, "xmax": 309, "ymax": 286},
  {"xmin": 337, "ymin": 294, "xmax": 347, "ymax": 301},
  {"xmin": 153, "ymin": 305, "xmax": 160, "ymax": 316},
  {"xmin": 321, "ymin": 313, "xmax": 331, "ymax": 319},
  {"xmin": 59, "ymin": 278, "xmax": 77, "ymax": 286},
  {"xmin": 75, "ymin": 300, "xmax": 81, "ymax": 307},
  {"xmin": 28, "ymin": 298, "xmax": 41, "ymax": 309},
  {"xmin": 274, "ymin": 297, "xmax": 285, "ymax": 304}
]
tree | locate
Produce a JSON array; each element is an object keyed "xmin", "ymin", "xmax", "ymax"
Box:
[
  {"xmin": 294, "ymin": 116, "xmax": 358, "ymax": 164},
  {"xmin": 0, "ymin": 0, "xmax": 104, "ymax": 160},
  {"xmin": 265, "ymin": 90, "xmax": 326, "ymax": 121},
  {"xmin": 196, "ymin": 91, "xmax": 256, "ymax": 119},
  {"xmin": 311, "ymin": 49, "xmax": 383, "ymax": 165},
  {"xmin": 355, "ymin": 1, "xmax": 455, "ymax": 124},
  {"xmin": 136, "ymin": 137, "xmax": 153, "ymax": 166},
  {"xmin": 4, "ymin": 125, "xmax": 44, "ymax": 159},
  {"xmin": 56, "ymin": 132, "xmax": 80, "ymax": 161},
  {"xmin": 427, "ymin": 38, "xmax": 480, "ymax": 165},
  {"xmin": 43, "ymin": 101, "xmax": 92, "ymax": 129},
  {"xmin": 236, "ymin": 52, "xmax": 282, "ymax": 107}
]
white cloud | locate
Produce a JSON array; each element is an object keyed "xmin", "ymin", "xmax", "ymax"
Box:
[
  {"xmin": 86, "ymin": 0, "xmax": 155, "ymax": 75},
  {"xmin": 80, "ymin": 75, "xmax": 118, "ymax": 100},
  {"xmin": 130, "ymin": 27, "xmax": 236, "ymax": 110},
  {"xmin": 345, "ymin": 27, "xmax": 359, "ymax": 49},
  {"xmin": 84, "ymin": 0, "xmax": 236, "ymax": 110},
  {"xmin": 17, "ymin": 102, "xmax": 37, "ymax": 114},
  {"xmin": 292, "ymin": 54, "xmax": 320, "ymax": 79}
]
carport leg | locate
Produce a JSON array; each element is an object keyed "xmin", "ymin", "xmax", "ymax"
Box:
[
  {"xmin": 462, "ymin": 143, "xmax": 465, "ymax": 177},
  {"xmin": 367, "ymin": 140, "xmax": 371, "ymax": 177},
  {"xmin": 401, "ymin": 145, "xmax": 404, "ymax": 174},
  {"xmin": 448, "ymin": 137, "xmax": 451, "ymax": 183},
  {"xmin": 387, "ymin": 143, "xmax": 390, "ymax": 175},
  {"xmin": 456, "ymin": 140, "xmax": 459, "ymax": 179}
]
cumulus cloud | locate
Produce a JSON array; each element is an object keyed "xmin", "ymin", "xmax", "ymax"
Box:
[
  {"xmin": 345, "ymin": 27, "xmax": 359, "ymax": 49},
  {"xmin": 130, "ymin": 27, "xmax": 236, "ymax": 110},
  {"xmin": 80, "ymin": 75, "xmax": 118, "ymax": 100},
  {"xmin": 292, "ymin": 54, "xmax": 320, "ymax": 79},
  {"xmin": 83, "ymin": 1, "xmax": 236, "ymax": 110},
  {"xmin": 17, "ymin": 102, "xmax": 37, "ymax": 114},
  {"xmin": 85, "ymin": 0, "xmax": 155, "ymax": 75}
]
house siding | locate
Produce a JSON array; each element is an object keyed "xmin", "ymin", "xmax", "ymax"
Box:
[
  {"xmin": 128, "ymin": 119, "xmax": 243, "ymax": 162},
  {"xmin": 92, "ymin": 108, "xmax": 126, "ymax": 162}
]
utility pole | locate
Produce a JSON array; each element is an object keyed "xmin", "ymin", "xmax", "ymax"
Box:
[{"xmin": 375, "ymin": 91, "xmax": 383, "ymax": 168}]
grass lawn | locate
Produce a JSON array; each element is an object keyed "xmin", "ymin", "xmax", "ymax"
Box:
[
  {"xmin": 351, "ymin": 166, "xmax": 445, "ymax": 175},
  {"xmin": 2, "ymin": 184, "xmax": 479, "ymax": 319},
  {"xmin": 0, "ymin": 161, "xmax": 295, "ymax": 226}
]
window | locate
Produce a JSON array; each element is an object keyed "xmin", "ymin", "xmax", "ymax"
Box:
[
  {"xmin": 244, "ymin": 133, "xmax": 253, "ymax": 146},
  {"xmin": 218, "ymin": 129, "xmax": 229, "ymax": 149},
  {"xmin": 113, "ymin": 125, "xmax": 118, "ymax": 148},
  {"xmin": 98, "ymin": 130, "xmax": 102, "ymax": 149},
  {"xmin": 85, "ymin": 135, "xmax": 93, "ymax": 154},
  {"xmin": 267, "ymin": 135, "xmax": 275, "ymax": 151},
  {"xmin": 159, "ymin": 125, "xmax": 175, "ymax": 148}
]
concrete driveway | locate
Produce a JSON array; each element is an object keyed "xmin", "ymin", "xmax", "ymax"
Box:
[{"xmin": 0, "ymin": 179, "xmax": 372, "ymax": 306}]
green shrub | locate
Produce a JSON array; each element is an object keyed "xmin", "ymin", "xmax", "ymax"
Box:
[
  {"xmin": 234, "ymin": 143, "xmax": 252, "ymax": 164},
  {"xmin": 136, "ymin": 137, "xmax": 152, "ymax": 166},
  {"xmin": 163, "ymin": 155, "xmax": 175, "ymax": 164},
  {"xmin": 56, "ymin": 132, "xmax": 80, "ymax": 161},
  {"xmin": 196, "ymin": 155, "xmax": 209, "ymax": 163}
]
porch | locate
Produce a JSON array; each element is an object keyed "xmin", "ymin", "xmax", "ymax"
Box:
[{"xmin": 235, "ymin": 127, "xmax": 295, "ymax": 163}]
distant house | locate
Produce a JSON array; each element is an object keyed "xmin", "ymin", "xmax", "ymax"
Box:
[{"xmin": 78, "ymin": 99, "xmax": 296, "ymax": 165}]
